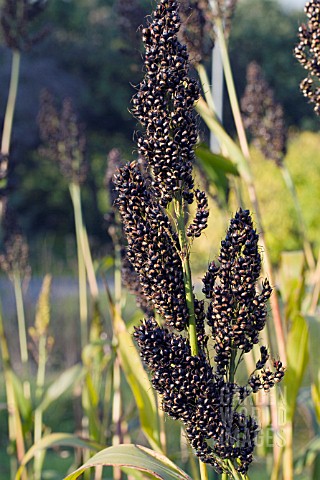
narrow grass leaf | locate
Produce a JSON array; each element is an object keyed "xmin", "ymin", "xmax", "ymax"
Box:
[
  {"xmin": 196, "ymin": 97, "xmax": 252, "ymax": 183},
  {"xmin": 106, "ymin": 285, "xmax": 161, "ymax": 452},
  {"xmin": 10, "ymin": 370, "xmax": 32, "ymax": 422},
  {"xmin": 195, "ymin": 143, "xmax": 239, "ymax": 175},
  {"xmin": 306, "ymin": 315, "xmax": 320, "ymax": 422},
  {"xmin": 295, "ymin": 436, "xmax": 320, "ymax": 473},
  {"xmin": 279, "ymin": 251, "xmax": 305, "ymax": 319},
  {"xmin": 63, "ymin": 444, "xmax": 192, "ymax": 480},
  {"xmin": 38, "ymin": 363, "xmax": 83, "ymax": 411},
  {"xmin": 15, "ymin": 433, "xmax": 102, "ymax": 480},
  {"xmin": 283, "ymin": 314, "xmax": 309, "ymax": 421}
]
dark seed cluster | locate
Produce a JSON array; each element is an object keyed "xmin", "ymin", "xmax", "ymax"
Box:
[
  {"xmin": 187, "ymin": 189, "xmax": 209, "ymax": 238},
  {"xmin": 113, "ymin": 0, "xmax": 284, "ymax": 475},
  {"xmin": 0, "ymin": 211, "xmax": 31, "ymax": 283},
  {"xmin": 294, "ymin": 0, "xmax": 320, "ymax": 115},
  {"xmin": 131, "ymin": 0, "xmax": 200, "ymax": 208},
  {"xmin": 216, "ymin": 0, "xmax": 238, "ymax": 38},
  {"xmin": 121, "ymin": 253, "xmax": 154, "ymax": 317},
  {"xmin": 178, "ymin": 0, "xmax": 215, "ymax": 65},
  {"xmin": 114, "ymin": 161, "xmax": 189, "ymax": 331},
  {"xmin": 134, "ymin": 317, "xmax": 260, "ymax": 474},
  {"xmin": 241, "ymin": 61, "xmax": 287, "ymax": 166},
  {"xmin": 38, "ymin": 90, "xmax": 87, "ymax": 185},
  {"xmin": 203, "ymin": 209, "xmax": 272, "ymax": 373},
  {"xmin": 0, "ymin": 0, "xmax": 49, "ymax": 51}
]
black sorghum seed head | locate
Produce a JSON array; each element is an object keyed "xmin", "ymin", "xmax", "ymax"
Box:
[
  {"xmin": 116, "ymin": 0, "xmax": 284, "ymax": 475},
  {"xmin": 187, "ymin": 189, "xmax": 209, "ymax": 238},
  {"xmin": 0, "ymin": 211, "xmax": 31, "ymax": 283},
  {"xmin": 294, "ymin": 1, "xmax": 320, "ymax": 115},
  {"xmin": 241, "ymin": 61, "xmax": 287, "ymax": 166},
  {"xmin": 215, "ymin": 0, "xmax": 238, "ymax": 37},
  {"xmin": 114, "ymin": 161, "xmax": 189, "ymax": 331},
  {"xmin": 131, "ymin": 0, "xmax": 200, "ymax": 208},
  {"xmin": 178, "ymin": 0, "xmax": 215, "ymax": 65},
  {"xmin": 0, "ymin": 0, "xmax": 49, "ymax": 51},
  {"xmin": 38, "ymin": 90, "xmax": 87, "ymax": 185},
  {"xmin": 203, "ymin": 209, "xmax": 272, "ymax": 372},
  {"xmin": 121, "ymin": 253, "xmax": 154, "ymax": 316}
]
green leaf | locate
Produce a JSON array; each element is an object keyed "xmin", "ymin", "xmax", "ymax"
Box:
[
  {"xmin": 195, "ymin": 143, "xmax": 236, "ymax": 205},
  {"xmin": 283, "ymin": 314, "xmax": 309, "ymax": 421},
  {"xmin": 38, "ymin": 363, "xmax": 83, "ymax": 412},
  {"xmin": 15, "ymin": 433, "xmax": 102, "ymax": 480},
  {"xmin": 196, "ymin": 97, "xmax": 252, "ymax": 183},
  {"xmin": 306, "ymin": 315, "xmax": 320, "ymax": 422},
  {"xmin": 295, "ymin": 436, "xmax": 320, "ymax": 473},
  {"xmin": 10, "ymin": 370, "xmax": 32, "ymax": 422},
  {"xmin": 63, "ymin": 444, "xmax": 192, "ymax": 480},
  {"xmin": 195, "ymin": 144, "xmax": 239, "ymax": 176},
  {"xmin": 279, "ymin": 251, "xmax": 305, "ymax": 319},
  {"xmin": 106, "ymin": 286, "xmax": 161, "ymax": 452}
]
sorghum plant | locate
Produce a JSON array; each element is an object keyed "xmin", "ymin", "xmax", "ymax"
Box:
[
  {"xmin": 241, "ymin": 61, "xmax": 315, "ymax": 270},
  {"xmin": 295, "ymin": 0, "xmax": 320, "ymax": 115},
  {"xmin": 0, "ymin": 215, "xmax": 31, "ymax": 365},
  {"xmin": 38, "ymin": 90, "xmax": 99, "ymax": 348},
  {"xmin": 114, "ymin": 0, "xmax": 284, "ymax": 476},
  {"xmin": 0, "ymin": 0, "xmax": 48, "ymax": 221},
  {"xmin": 241, "ymin": 61, "xmax": 287, "ymax": 167},
  {"xmin": 178, "ymin": 0, "xmax": 215, "ymax": 65}
]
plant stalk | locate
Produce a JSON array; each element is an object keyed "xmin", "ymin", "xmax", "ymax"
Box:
[
  {"xmin": 13, "ymin": 270, "xmax": 28, "ymax": 364},
  {"xmin": 199, "ymin": 19, "xmax": 287, "ymax": 364},
  {"xmin": 0, "ymin": 302, "xmax": 26, "ymax": 480},
  {"xmin": 1, "ymin": 50, "xmax": 20, "ymax": 156},
  {"xmin": 69, "ymin": 183, "xmax": 88, "ymax": 349},
  {"xmin": 174, "ymin": 197, "xmax": 198, "ymax": 356},
  {"xmin": 280, "ymin": 164, "xmax": 315, "ymax": 270},
  {"xmin": 33, "ymin": 334, "xmax": 47, "ymax": 480}
]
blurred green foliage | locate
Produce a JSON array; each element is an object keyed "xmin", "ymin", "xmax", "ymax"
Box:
[{"xmin": 192, "ymin": 131, "xmax": 320, "ymax": 268}]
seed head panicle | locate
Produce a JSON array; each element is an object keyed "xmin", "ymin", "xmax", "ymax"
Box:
[
  {"xmin": 114, "ymin": 1, "xmax": 284, "ymax": 475},
  {"xmin": 215, "ymin": 0, "xmax": 238, "ymax": 37},
  {"xmin": 38, "ymin": 90, "xmax": 87, "ymax": 185},
  {"xmin": 295, "ymin": 1, "xmax": 320, "ymax": 114},
  {"xmin": 131, "ymin": 0, "xmax": 200, "ymax": 207},
  {"xmin": 203, "ymin": 209, "xmax": 272, "ymax": 372},
  {"xmin": 114, "ymin": 161, "xmax": 189, "ymax": 330},
  {"xmin": 0, "ymin": 0, "xmax": 49, "ymax": 51},
  {"xmin": 241, "ymin": 62, "xmax": 287, "ymax": 166},
  {"xmin": 178, "ymin": 0, "xmax": 215, "ymax": 65}
]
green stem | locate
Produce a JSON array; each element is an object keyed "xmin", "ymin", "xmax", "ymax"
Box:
[
  {"xmin": 114, "ymin": 240, "xmax": 122, "ymax": 310},
  {"xmin": 13, "ymin": 271, "xmax": 28, "ymax": 364},
  {"xmin": 199, "ymin": 20, "xmax": 287, "ymax": 365},
  {"xmin": 229, "ymin": 348, "xmax": 236, "ymax": 384},
  {"xmin": 112, "ymin": 356, "xmax": 122, "ymax": 480},
  {"xmin": 280, "ymin": 163, "xmax": 315, "ymax": 270},
  {"xmin": 1, "ymin": 50, "xmax": 20, "ymax": 156},
  {"xmin": 199, "ymin": 461, "xmax": 209, "ymax": 480},
  {"xmin": 174, "ymin": 197, "xmax": 198, "ymax": 356},
  {"xmin": 174, "ymin": 196, "xmax": 209, "ymax": 477},
  {"xmin": 70, "ymin": 182, "xmax": 99, "ymax": 298},
  {"xmin": 196, "ymin": 63, "xmax": 216, "ymax": 113},
  {"xmin": 33, "ymin": 334, "xmax": 47, "ymax": 480},
  {"xmin": 69, "ymin": 183, "xmax": 88, "ymax": 349},
  {"xmin": 214, "ymin": 18, "xmax": 250, "ymax": 160},
  {"xmin": 0, "ymin": 302, "xmax": 26, "ymax": 479},
  {"xmin": 283, "ymin": 422, "xmax": 294, "ymax": 480}
]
